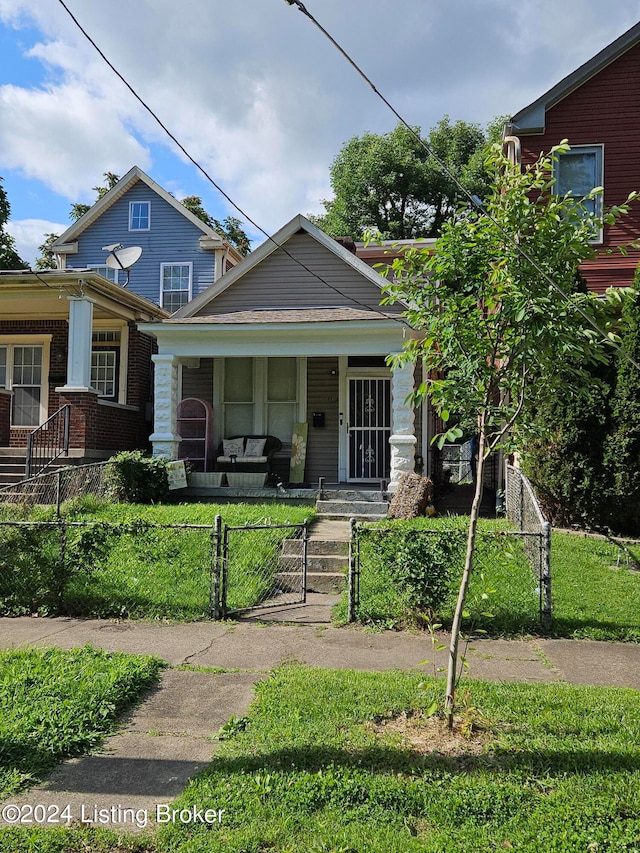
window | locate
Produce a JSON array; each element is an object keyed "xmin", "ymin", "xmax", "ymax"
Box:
[
  {"xmin": 91, "ymin": 330, "xmax": 120, "ymax": 400},
  {"xmin": 220, "ymin": 357, "xmax": 301, "ymax": 443},
  {"xmin": 161, "ymin": 263, "xmax": 192, "ymax": 312},
  {"xmin": 0, "ymin": 344, "xmax": 45, "ymax": 427},
  {"xmin": 129, "ymin": 201, "xmax": 150, "ymax": 231},
  {"xmin": 88, "ymin": 264, "xmax": 118, "ymax": 283},
  {"xmin": 554, "ymin": 145, "xmax": 603, "ymax": 241}
]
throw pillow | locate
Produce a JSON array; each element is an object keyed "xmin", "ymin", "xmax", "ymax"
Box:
[
  {"xmin": 223, "ymin": 438, "xmax": 245, "ymax": 458},
  {"xmin": 245, "ymin": 437, "xmax": 266, "ymax": 457}
]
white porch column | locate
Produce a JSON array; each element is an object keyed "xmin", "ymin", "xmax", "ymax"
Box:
[
  {"xmin": 60, "ymin": 296, "xmax": 94, "ymax": 391},
  {"xmin": 150, "ymin": 354, "xmax": 181, "ymax": 459},
  {"xmin": 388, "ymin": 361, "xmax": 417, "ymax": 493}
]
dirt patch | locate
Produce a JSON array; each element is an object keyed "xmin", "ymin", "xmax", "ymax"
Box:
[{"xmin": 369, "ymin": 710, "xmax": 491, "ymax": 759}]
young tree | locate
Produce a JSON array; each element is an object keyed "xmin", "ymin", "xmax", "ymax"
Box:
[
  {"xmin": 0, "ymin": 176, "xmax": 27, "ymax": 270},
  {"xmin": 381, "ymin": 142, "xmax": 637, "ymax": 725},
  {"xmin": 311, "ymin": 117, "xmax": 494, "ymax": 240}
]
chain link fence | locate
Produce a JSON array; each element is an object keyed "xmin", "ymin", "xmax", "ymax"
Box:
[
  {"xmin": 0, "ymin": 517, "xmax": 307, "ymax": 621},
  {"xmin": 0, "ymin": 462, "xmax": 114, "ymax": 513},
  {"xmin": 348, "ymin": 518, "xmax": 550, "ymax": 631},
  {"xmin": 505, "ymin": 463, "xmax": 552, "ymax": 626}
]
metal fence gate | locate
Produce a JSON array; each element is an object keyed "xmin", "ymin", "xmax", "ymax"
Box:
[{"xmin": 220, "ymin": 521, "xmax": 308, "ymax": 617}]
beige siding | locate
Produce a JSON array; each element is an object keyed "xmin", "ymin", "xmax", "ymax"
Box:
[
  {"xmin": 195, "ymin": 232, "xmax": 403, "ymax": 316},
  {"xmin": 305, "ymin": 357, "xmax": 339, "ymax": 484}
]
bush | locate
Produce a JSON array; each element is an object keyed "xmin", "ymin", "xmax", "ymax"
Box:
[{"xmin": 104, "ymin": 450, "xmax": 169, "ymax": 503}]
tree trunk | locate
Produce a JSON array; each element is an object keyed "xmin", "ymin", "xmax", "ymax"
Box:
[{"xmin": 444, "ymin": 425, "xmax": 487, "ymax": 729}]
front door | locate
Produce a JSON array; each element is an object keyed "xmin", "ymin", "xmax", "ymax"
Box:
[{"xmin": 347, "ymin": 377, "xmax": 391, "ymax": 481}]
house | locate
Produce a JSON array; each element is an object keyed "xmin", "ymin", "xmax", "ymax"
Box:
[
  {"xmin": 52, "ymin": 166, "xmax": 243, "ymax": 311},
  {"xmin": 141, "ymin": 214, "xmax": 435, "ymax": 490},
  {"xmin": 505, "ymin": 20, "xmax": 640, "ymax": 293},
  {"xmin": 0, "ymin": 269, "xmax": 167, "ymax": 482}
]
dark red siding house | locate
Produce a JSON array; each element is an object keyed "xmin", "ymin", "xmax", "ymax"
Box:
[{"xmin": 506, "ymin": 21, "xmax": 640, "ymax": 293}]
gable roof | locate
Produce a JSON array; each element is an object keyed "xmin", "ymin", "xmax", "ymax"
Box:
[
  {"xmin": 173, "ymin": 213, "xmax": 406, "ymax": 319},
  {"xmin": 52, "ymin": 166, "xmax": 238, "ymax": 256},
  {"xmin": 510, "ymin": 21, "xmax": 640, "ymax": 134}
]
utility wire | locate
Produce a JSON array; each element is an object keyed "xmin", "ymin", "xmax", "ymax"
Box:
[
  {"xmin": 55, "ymin": 0, "xmax": 408, "ymax": 324},
  {"xmin": 285, "ymin": 0, "xmax": 640, "ymax": 371}
]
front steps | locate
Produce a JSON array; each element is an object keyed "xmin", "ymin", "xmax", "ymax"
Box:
[{"xmin": 315, "ymin": 488, "xmax": 389, "ymax": 521}]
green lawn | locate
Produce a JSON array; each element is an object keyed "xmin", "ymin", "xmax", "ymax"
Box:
[
  {"xmin": 337, "ymin": 517, "xmax": 640, "ymax": 641},
  {"xmin": 0, "ymin": 500, "xmax": 314, "ymax": 620},
  {"xmin": 0, "ymin": 647, "xmax": 163, "ymax": 798},
  {"xmin": 4, "ymin": 666, "xmax": 640, "ymax": 852}
]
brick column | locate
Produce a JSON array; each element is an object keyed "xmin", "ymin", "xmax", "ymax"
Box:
[{"xmin": 0, "ymin": 390, "xmax": 11, "ymax": 446}]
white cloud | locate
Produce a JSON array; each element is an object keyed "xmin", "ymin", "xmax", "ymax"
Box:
[
  {"xmin": 6, "ymin": 218, "xmax": 66, "ymax": 266},
  {"xmin": 2, "ymin": 0, "xmax": 640, "ymax": 236}
]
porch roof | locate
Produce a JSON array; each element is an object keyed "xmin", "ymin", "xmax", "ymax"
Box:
[{"xmin": 161, "ymin": 307, "xmax": 408, "ymax": 325}]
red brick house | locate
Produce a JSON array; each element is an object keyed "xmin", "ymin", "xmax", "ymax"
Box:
[
  {"xmin": 0, "ymin": 270, "xmax": 167, "ymax": 483},
  {"xmin": 505, "ymin": 20, "xmax": 640, "ymax": 293}
]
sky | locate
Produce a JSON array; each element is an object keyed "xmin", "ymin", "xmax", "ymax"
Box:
[{"xmin": 2, "ymin": 0, "xmax": 640, "ymax": 265}]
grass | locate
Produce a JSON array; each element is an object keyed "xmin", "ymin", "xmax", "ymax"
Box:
[
  {"xmin": 0, "ymin": 646, "xmax": 164, "ymax": 798},
  {"xmin": 0, "ymin": 499, "xmax": 314, "ymax": 620},
  {"xmin": 5, "ymin": 666, "xmax": 640, "ymax": 852},
  {"xmin": 337, "ymin": 516, "xmax": 640, "ymax": 642}
]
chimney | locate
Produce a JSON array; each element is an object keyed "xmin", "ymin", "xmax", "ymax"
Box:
[{"xmin": 335, "ymin": 236, "xmax": 357, "ymax": 255}]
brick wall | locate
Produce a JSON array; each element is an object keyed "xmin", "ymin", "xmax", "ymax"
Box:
[
  {"xmin": 0, "ymin": 392, "xmax": 10, "ymax": 446},
  {"xmin": 1, "ymin": 320, "xmax": 157, "ymax": 453}
]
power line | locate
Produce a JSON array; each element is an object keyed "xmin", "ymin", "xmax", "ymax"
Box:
[
  {"xmin": 54, "ymin": 0, "xmax": 407, "ymax": 324},
  {"xmin": 285, "ymin": 0, "xmax": 640, "ymax": 371}
]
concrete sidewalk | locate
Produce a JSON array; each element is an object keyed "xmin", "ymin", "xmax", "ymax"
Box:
[{"xmin": 1, "ymin": 604, "xmax": 639, "ymax": 831}]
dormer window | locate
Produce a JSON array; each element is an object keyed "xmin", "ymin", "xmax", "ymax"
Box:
[
  {"xmin": 129, "ymin": 201, "xmax": 150, "ymax": 231},
  {"xmin": 554, "ymin": 145, "xmax": 603, "ymax": 242}
]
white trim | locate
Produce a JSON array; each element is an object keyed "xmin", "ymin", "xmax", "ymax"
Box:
[
  {"xmin": 91, "ymin": 320, "xmax": 129, "ymax": 405},
  {"xmin": 129, "ymin": 199, "xmax": 151, "ymax": 231}
]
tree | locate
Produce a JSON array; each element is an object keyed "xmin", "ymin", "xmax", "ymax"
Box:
[
  {"xmin": 311, "ymin": 117, "xmax": 496, "ymax": 240},
  {"xmin": 0, "ymin": 176, "xmax": 27, "ymax": 270},
  {"xmin": 69, "ymin": 171, "xmax": 120, "ymax": 221},
  {"xmin": 181, "ymin": 196, "xmax": 251, "ymax": 256},
  {"xmin": 381, "ymin": 142, "xmax": 636, "ymax": 724},
  {"xmin": 34, "ymin": 233, "xmax": 60, "ymax": 271}
]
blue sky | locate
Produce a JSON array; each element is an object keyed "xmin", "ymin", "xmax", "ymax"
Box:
[{"xmin": 2, "ymin": 0, "xmax": 640, "ymax": 264}]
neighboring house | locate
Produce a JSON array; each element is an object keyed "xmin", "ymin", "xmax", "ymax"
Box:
[
  {"xmin": 506, "ymin": 20, "xmax": 640, "ymax": 293},
  {"xmin": 0, "ymin": 270, "xmax": 167, "ymax": 476},
  {"xmin": 141, "ymin": 214, "xmax": 435, "ymax": 490},
  {"xmin": 52, "ymin": 167, "xmax": 243, "ymax": 311}
]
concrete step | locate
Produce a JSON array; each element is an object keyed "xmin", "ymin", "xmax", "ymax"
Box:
[
  {"xmin": 316, "ymin": 500, "xmax": 388, "ymax": 519},
  {"xmin": 275, "ymin": 571, "xmax": 346, "ymax": 594},
  {"xmin": 320, "ymin": 489, "xmax": 386, "ymax": 503},
  {"xmin": 282, "ymin": 538, "xmax": 349, "ymax": 557}
]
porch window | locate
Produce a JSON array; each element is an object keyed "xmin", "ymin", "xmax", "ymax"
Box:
[
  {"xmin": 554, "ymin": 145, "xmax": 603, "ymax": 241},
  {"xmin": 129, "ymin": 201, "xmax": 150, "ymax": 231},
  {"xmin": 223, "ymin": 357, "xmax": 254, "ymax": 436},
  {"xmin": 267, "ymin": 357, "xmax": 297, "ymax": 441},
  {"xmin": 161, "ymin": 263, "xmax": 192, "ymax": 313}
]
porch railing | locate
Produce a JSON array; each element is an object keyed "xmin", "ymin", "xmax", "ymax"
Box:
[{"xmin": 25, "ymin": 405, "xmax": 71, "ymax": 480}]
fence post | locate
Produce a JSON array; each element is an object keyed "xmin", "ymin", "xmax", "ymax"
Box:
[
  {"xmin": 302, "ymin": 519, "xmax": 308, "ymax": 603},
  {"xmin": 212, "ymin": 514, "xmax": 222, "ymax": 620},
  {"xmin": 348, "ymin": 517, "xmax": 357, "ymax": 623},
  {"xmin": 56, "ymin": 470, "xmax": 62, "ymax": 520},
  {"xmin": 221, "ymin": 522, "xmax": 229, "ymax": 619},
  {"xmin": 541, "ymin": 521, "xmax": 552, "ymax": 629}
]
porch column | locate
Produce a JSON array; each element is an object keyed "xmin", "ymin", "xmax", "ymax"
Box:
[
  {"xmin": 150, "ymin": 354, "xmax": 180, "ymax": 459},
  {"xmin": 60, "ymin": 296, "xmax": 94, "ymax": 391},
  {"xmin": 388, "ymin": 361, "xmax": 416, "ymax": 493}
]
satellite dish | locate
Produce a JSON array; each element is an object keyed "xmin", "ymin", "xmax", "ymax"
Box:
[
  {"xmin": 103, "ymin": 245, "xmax": 142, "ymax": 287},
  {"xmin": 105, "ymin": 246, "xmax": 143, "ymax": 271}
]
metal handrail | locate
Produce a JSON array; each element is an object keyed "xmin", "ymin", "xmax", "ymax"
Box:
[{"xmin": 25, "ymin": 405, "xmax": 71, "ymax": 479}]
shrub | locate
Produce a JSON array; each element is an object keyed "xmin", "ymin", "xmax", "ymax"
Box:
[{"xmin": 104, "ymin": 450, "xmax": 169, "ymax": 503}]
